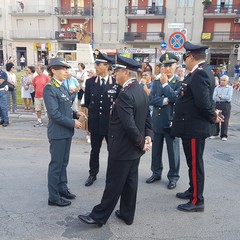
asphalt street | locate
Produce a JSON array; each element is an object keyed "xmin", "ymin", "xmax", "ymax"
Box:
[{"xmin": 0, "ymin": 104, "xmax": 240, "ymax": 240}]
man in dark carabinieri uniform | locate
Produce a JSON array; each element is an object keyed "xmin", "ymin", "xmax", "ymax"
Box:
[
  {"xmin": 84, "ymin": 49, "xmax": 120, "ymax": 187},
  {"xmin": 172, "ymin": 41, "xmax": 224, "ymax": 212},
  {"xmin": 78, "ymin": 54, "xmax": 153, "ymax": 227}
]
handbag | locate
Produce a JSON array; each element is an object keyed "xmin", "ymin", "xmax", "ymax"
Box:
[{"xmin": 7, "ymin": 82, "xmax": 15, "ymax": 91}]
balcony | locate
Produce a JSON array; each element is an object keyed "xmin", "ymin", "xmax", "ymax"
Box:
[
  {"xmin": 9, "ymin": 5, "xmax": 52, "ymax": 15},
  {"xmin": 54, "ymin": 7, "xmax": 93, "ymax": 19},
  {"xmin": 55, "ymin": 31, "xmax": 93, "ymax": 43},
  {"xmin": 125, "ymin": 5, "xmax": 166, "ymax": 19},
  {"xmin": 201, "ymin": 31, "xmax": 240, "ymax": 43},
  {"xmin": 203, "ymin": 4, "xmax": 240, "ymax": 18},
  {"xmin": 10, "ymin": 30, "xmax": 53, "ymax": 39},
  {"xmin": 124, "ymin": 32, "xmax": 164, "ymax": 43}
]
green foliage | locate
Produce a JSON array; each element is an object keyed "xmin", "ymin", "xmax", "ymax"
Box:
[{"xmin": 202, "ymin": 0, "xmax": 212, "ymax": 8}]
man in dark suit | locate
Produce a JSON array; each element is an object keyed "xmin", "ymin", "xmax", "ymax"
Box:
[
  {"xmin": 146, "ymin": 53, "xmax": 181, "ymax": 189},
  {"xmin": 78, "ymin": 55, "xmax": 153, "ymax": 227},
  {"xmin": 84, "ymin": 49, "xmax": 120, "ymax": 186},
  {"xmin": 171, "ymin": 42, "xmax": 224, "ymax": 212},
  {"xmin": 43, "ymin": 58, "xmax": 85, "ymax": 207}
]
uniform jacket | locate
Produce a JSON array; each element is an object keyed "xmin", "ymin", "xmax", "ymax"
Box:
[
  {"xmin": 43, "ymin": 79, "xmax": 78, "ymax": 140},
  {"xmin": 84, "ymin": 75, "xmax": 120, "ymax": 135},
  {"xmin": 107, "ymin": 80, "xmax": 153, "ymax": 161},
  {"xmin": 149, "ymin": 75, "xmax": 181, "ymax": 133},
  {"xmin": 171, "ymin": 62, "xmax": 216, "ymax": 138}
]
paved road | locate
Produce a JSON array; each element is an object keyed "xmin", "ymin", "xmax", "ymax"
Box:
[{"xmin": 0, "ymin": 104, "xmax": 240, "ymax": 240}]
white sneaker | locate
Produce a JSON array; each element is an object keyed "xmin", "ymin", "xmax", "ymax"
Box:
[
  {"xmin": 209, "ymin": 136, "xmax": 218, "ymax": 139},
  {"xmin": 86, "ymin": 135, "xmax": 91, "ymax": 143},
  {"xmin": 221, "ymin": 137, "xmax": 227, "ymax": 141},
  {"xmin": 34, "ymin": 121, "xmax": 43, "ymax": 127}
]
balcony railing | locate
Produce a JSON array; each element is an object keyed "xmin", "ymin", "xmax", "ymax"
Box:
[
  {"xmin": 125, "ymin": 5, "xmax": 166, "ymax": 16},
  {"xmin": 204, "ymin": 4, "xmax": 240, "ymax": 14},
  {"xmin": 10, "ymin": 31, "xmax": 53, "ymax": 39},
  {"xmin": 54, "ymin": 7, "xmax": 93, "ymax": 16},
  {"xmin": 9, "ymin": 5, "xmax": 52, "ymax": 14},
  {"xmin": 201, "ymin": 31, "xmax": 240, "ymax": 42},
  {"xmin": 124, "ymin": 32, "xmax": 164, "ymax": 42},
  {"xmin": 55, "ymin": 31, "xmax": 93, "ymax": 43}
]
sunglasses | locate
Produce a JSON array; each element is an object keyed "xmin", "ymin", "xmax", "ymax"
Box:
[{"xmin": 183, "ymin": 54, "xmax": 191, "ymax": 61}]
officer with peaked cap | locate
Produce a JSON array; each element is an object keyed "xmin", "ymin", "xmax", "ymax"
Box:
[
  {"xmin": 172, "ymin": 41, "xmax": 224, "ymax": 212},
  {"xmin": 84, "ymin": 49, "xmax": 121, "ymax": 187},
  {"xmin": 44, "ymin": 57, "xmax": 86, "ymax": 207},
  {"xmin": 146, "ymin": 52, "xmax": 181, "ymax": 190},
  {"xmin": 78, "ymin": 54, "xmax": 153, "ymax": 226}
]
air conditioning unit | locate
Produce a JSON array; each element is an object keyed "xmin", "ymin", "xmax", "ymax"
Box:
[
  {"xmin": 233, "ymin": 44, "xmax": 240, "ymax": 54},
  {"xmin": 234, "ymin": 18, "xmax": 240, "ymax": 24},
  {"xmin": 61, "ymin": 18, "xmax": 68, "ymax": 24}
]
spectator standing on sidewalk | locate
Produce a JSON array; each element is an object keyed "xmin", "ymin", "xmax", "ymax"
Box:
[
  {"xmin": 20, "ymin": 55, "xmax": 26, "ymax": 70},
  {"xmin": 26, "ymin": 66, "xmax": 36, "ymax": 108},
  {"xmin": 20, "ymin": 68, "xmax": 32, "ymax": 110},
  {"xmin": 234, "ymin": 61, "xmax": 240, "ymax": 79},
  {"xmin": 212, "ymin": 75, "xmax": 233, "ymax": 141},
  {"xmin": 63, "ymin": 68, "xmax": 80, "ymax": 111},
  {"xmin": 6, "ymin": 62, "xmax": 17, "ymax": 113},
  {"xmin": 0, "ymin": 67, "xmax": 9, "ymax": 127},
  {"xmin": 32, "ymin": 65, "xmax": 50, "ymax": 126}
]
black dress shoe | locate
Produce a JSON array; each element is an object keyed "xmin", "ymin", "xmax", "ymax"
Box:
[
  {"xmin": 0, "ymin": 120, "xmax": 4, "ymax": 125},
  {"xmin": 48, "ymin": 198, "xmax": 71, "ymax": 207},
  {"xmin": 85, "ymin": 176, "xmax": 97, "ymax": 187},
  {"xmin": 115, "ymin": 210, "xmax": 132, "ymax": 225},
  {"xmin": 2, "ymin": 122, "xmax": 9, "ymax": 127},
  {"xmin": 59, "ymin": 189, "xmax": 76, "ymax": 199},
  {"xmin": 145, "ymin": 175, "xmax": 161, "ymax": 184},
  {"xmin": 177, "ymin": 202, "xmax": 204, "ymax": 212},
  {"xmin": 176, "ymin": 190, "xmax": 192, "ymax": 199},
  {"xmin": 167, "ymin": 181, "xmax": 176, "ymax": 189},
  {"xmin": 78, "ymin": 214, "xmax": 103, "ymax": 227}
]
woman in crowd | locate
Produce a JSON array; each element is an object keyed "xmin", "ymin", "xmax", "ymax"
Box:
[
  {"xmin": 6, "ymin": 62, "xmax": 17, "ymax": 113},
  {"xmin": 20, "ymin": 68, "xmax": 32, "ymax": 110}
]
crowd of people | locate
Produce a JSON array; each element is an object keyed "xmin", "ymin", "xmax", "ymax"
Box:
[{"xmin": 0, "ymin": 42, "xmax": 236, "ymax": 227}]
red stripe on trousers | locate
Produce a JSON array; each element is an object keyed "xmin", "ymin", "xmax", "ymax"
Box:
[{"xmin": 191, "ymin": 138, "xmax": 197, "ymax": 205}]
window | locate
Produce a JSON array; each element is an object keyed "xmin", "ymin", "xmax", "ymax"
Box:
[
  {"xmin": 177, "ymin": 0, "xmax": 193, "ymax": 7},
  {"xmin": 103, "ymin": 0, "xmax": 118, "ymax": 8},
  {"xmin": 71, "ymin": 0, "xmax": 84, "ymax": 7}
]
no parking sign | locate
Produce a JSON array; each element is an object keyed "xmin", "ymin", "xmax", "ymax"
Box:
[{"xmin": 168, "ymin": 32, "xmax": 186, "ymax": 51}]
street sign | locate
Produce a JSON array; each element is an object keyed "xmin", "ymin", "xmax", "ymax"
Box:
[
  {"xmin": 160, "ymin": 42, "xmax": 167, "ymax": 49},
  {"xmin": 168, "ymin": 32, "xmax": 186, "ymax": 51},
  {"xmin": 168, "ymin": 23, "xmax": 184, "ymax": 29}
]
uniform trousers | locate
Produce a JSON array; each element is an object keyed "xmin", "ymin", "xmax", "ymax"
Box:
[
  {"xmin": 215, "ymin": 101, "xmax": 231, "ymax": 138},
  {"xmin": 89, "ymin": 133, "xmax": 108, "ymax": 176},
  {"xmin": 151, "ymin": 131, "xmax": 180, "ymax": 182},
  {"xmin": 48, "ymin": 138, "xmax": 72, "ymax": 201},
  {"xmin": 90, "ymin": 157, "xmax": 140, "ymax": 225},
  {"xmin": 182, "ymin": 138, "xmax": 205, "ymax": 205},
  {"xmin": 0, "ymin": 91, "xmax": 9, "ymax": 123}
]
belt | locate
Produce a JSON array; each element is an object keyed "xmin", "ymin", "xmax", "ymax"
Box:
[{"xmin": 216, "ymin": 101, "xmax": 230, "ymax": 104}]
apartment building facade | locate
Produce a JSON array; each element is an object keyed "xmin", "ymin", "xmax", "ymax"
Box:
[{"xmin": 0, "ymin": 0, "xmax": 239, "ymax": 75}]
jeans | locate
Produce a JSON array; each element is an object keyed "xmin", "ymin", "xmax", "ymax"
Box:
[
  {"xmin": 0, "ymin": 91, "xmax": 9, "ymax": 123},
  {"xmin": 8, "ymin": 89, "xmax": 17, "ymax": 112}
]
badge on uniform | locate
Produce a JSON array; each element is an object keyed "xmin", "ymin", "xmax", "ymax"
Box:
[{"xmin": 61, "ymin": 93, "xmax": 69, "ymax": 101}]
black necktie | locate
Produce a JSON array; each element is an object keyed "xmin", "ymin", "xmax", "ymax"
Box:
[{"xmin": 101, "ymin": 78, "xmax": 105, "ymax": 92}]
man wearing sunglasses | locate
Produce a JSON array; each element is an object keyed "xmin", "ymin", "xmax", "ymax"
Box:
[
  {"xmin": 172, "ymin": 41, "xmax": 224, "ymax": 212},
  {"xmin": 146, "ymin": 53, "xmax": 181, "ymax": 190}
]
